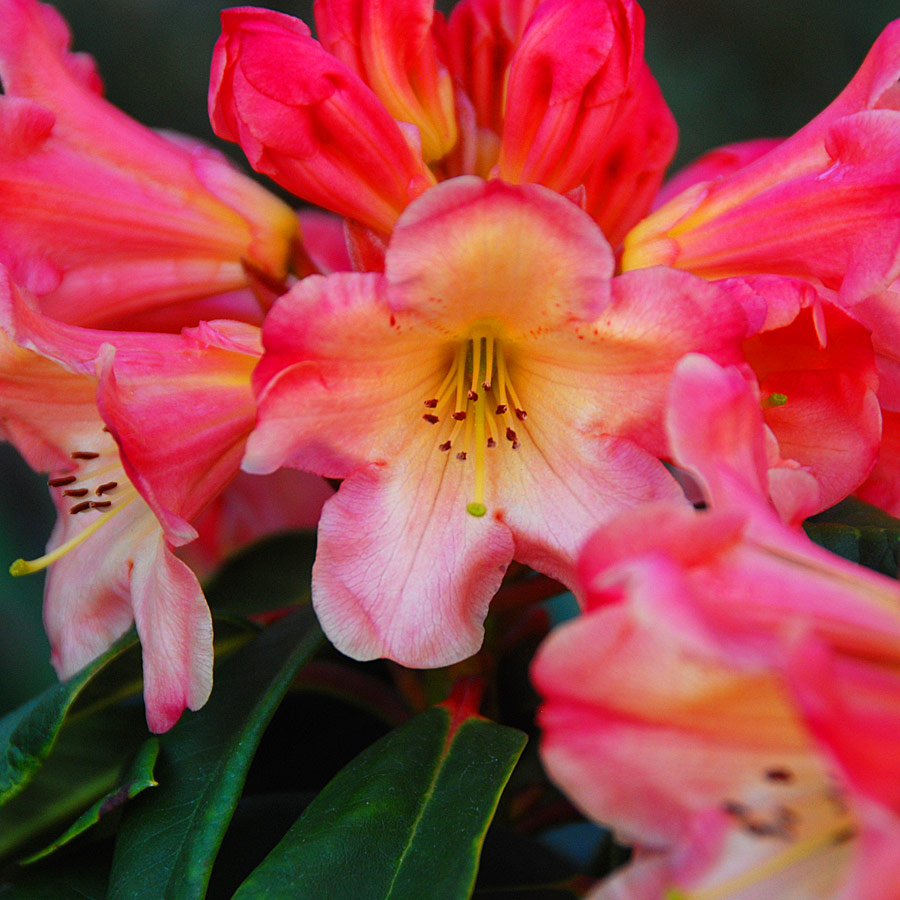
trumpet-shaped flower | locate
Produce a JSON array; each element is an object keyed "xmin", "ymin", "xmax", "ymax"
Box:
[
  {"xmin": 209, "ymin": 0, "xmax": 675, "ymax": 247},
  {"xmin": 532, "ymin": 354, "xmax": 900, "ymax": 900},
  {"xmin": 243, "ymin": 177, "xmax": 750, "ymax": 666},
  {"xmin": 0, "ymin": 271, "xmax": 328, "ymax": 731},
  {"xmin": 622, "ymin": 20, "xmax": 900, "ymax": 308},
  {"xmin": 0, "ymin": 0, "xmax": 298, "ymax": 329}
]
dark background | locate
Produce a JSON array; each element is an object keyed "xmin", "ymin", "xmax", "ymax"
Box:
[{"xmin": 2, "ymin": 0, "xmax": 898, "ymax": 714}]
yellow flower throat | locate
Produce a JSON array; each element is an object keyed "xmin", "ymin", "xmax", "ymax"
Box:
[{"xmin": 421, "ymin": 328, "xmax": 528, "ymax": 518}]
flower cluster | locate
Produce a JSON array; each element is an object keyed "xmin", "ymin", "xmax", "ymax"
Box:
[{"xmin": 1, "ymin": 0, "xmax": 900, "ymax": 893}]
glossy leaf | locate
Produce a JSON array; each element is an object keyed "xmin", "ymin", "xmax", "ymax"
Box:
[
  {"xmin": 20, "ymin": 738, "xmax": 159, "ymax": 864},
  {"xmin": 805, "ymin": 496, "xmax": 900, "ymax": 576},
  {"xmin": 232, "ymin": 697, "xmax": 527, "ymax": 900},
  {"xmin": 107, "ymin": 607, "xmax": 323, "ymax": 900},
  {"xmin": 204, "ymin": 532, "xmax": 317, "ymax": 616},
  {"xmin": 0, "ymin": 632, "xmax": 139, "ymax": 806}
]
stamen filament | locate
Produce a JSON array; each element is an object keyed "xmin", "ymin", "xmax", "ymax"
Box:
[
  {"xmin": 467, "ymin": 382, "xmax": 488, "ymax": 517},
  {"xmin": 10, "ymin": 495, "xmax": 137, "ymax": 576}
]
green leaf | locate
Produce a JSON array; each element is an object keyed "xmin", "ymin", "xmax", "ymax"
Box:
[
  {"xmin": 232, "ymin": 699, "xmax": 527, "ymax": 900},
  {"xmin": 805, "ymin": 497, "xmax": 900, "ymax": 577},
  {"xmin": 0, "ymin": 632, "xmax": 140, "ymax": 806},
  {"xmin": 107, "ymin": 607, "xmax": 323, "ymax": 900},
  {"xmin": 20, "ymin": 738, "xmax": 159, "ymax": 864},
  {"xmin": 0, "ymin": 620, "xmax": 255, "ymax": 863},
  {"xmin": 204, "ymin": 532, "xmax": 317, "ymax": 616}
]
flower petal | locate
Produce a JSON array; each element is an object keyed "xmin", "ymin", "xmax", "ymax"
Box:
[
  {"xmin": 386, "ymin": 177, "xmax": 615, "ymax": 332},
  {"xmin": 313, "ymin": 447, "xmax": 515, "ymax": 666}
]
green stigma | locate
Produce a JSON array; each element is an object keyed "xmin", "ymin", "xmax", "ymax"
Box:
[
  {"xmin": 762, "ymin": 392, "xmax": 788, "ymax": 409},
  {"xmin": 466, "ymin": 501, "xmax": 487, "ymax": 517}
]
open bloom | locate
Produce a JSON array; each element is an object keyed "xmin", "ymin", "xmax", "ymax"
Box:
[
  {"xmin": 0, "ymin": 271, "xmax": 329, "ymax": 731},
  {"xmin": 532, "ymin": 354, "xmax": 900, "ymax": 899},
  {"xmin": 209, "ymin": 0, "xmax": 675, "ymax": 250},
  {"xmin": 243, "ymin": 177, "xmax": 749, "ymax": 665},
  {"xmin": 0, "ymin": 0, "xmax": 298, "ymax": 329}
]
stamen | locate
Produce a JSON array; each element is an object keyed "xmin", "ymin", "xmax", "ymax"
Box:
[
  {"xmin": 456, "ymin": 451, "xmax": 467, "ymax": 461},
  {"xmin": 63, "ymin": 488, "xmax": 89, "ymax": 497},
  {"xmin": 423, "ymin": 399, "xmax": 439, "ymax": 409},
  {"xmin": 10, "ymin": 496, "xmax": 136, "ymax": 576},
  {"xmin": 422, "ymin": 414, "xmax": 439, "ymax": 424},
  {"xmin": 90, "ymin": 501, "xmax": 112, "ymax": 510},
  {"xmin": 482, "ymin": 335, "xmax": 494, "ymax": 391},
  {"xmin": 439, "ymin": 440, "xmax": 452, "ymax": 452},
  {"xmin": 495, "ymin": 404, "xmax": 508, "ymax": 415},
  {"xmin": 70, "ymin": 500, "xmax": 93, "ymax": 514},
  {"xmin": 96, "ymin": 482, "xmax": 118, "ymax": 495},
  {"xmin": 49, "ymin": 475, "xmax": 77, "ymax": 487},
  {"xmin": 71, "ymin": 450, "xmax": 100, "ymax": 460}
]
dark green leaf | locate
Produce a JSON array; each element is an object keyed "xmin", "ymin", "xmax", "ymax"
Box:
[
  {"xmin": 20, "ymin": 738, "xmax": 159, "ymax": 864},
  {"xmin": 107, "ymin": 607, "xmax": 323, "ymax": 900},
  {"xmin": 204, "ymin": 532, "xmax": 317, "ymax": 616},
  {"xmin": 805, "ymin": 497, "xmax": 900, "ymax": 577},
  {"xmin": 0, "ymin": 633, "xmax": 139, "ymax": 806},
  {"xmin": 232, "ymin": 701, "xmax": 527, "ymax": 900}
]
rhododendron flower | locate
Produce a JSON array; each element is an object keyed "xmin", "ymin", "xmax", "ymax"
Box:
[
  {"xmin": 718, "ymin": 275, "xmax": 880, "ymax": 521},
  {"xmin": 243, "ymin": 177, "xmax": 750, "ymax": 666},
  {"xmin": 622, "ymin": 19, "xmax": 900, "ymax": 308},
  {"xmin": 0, "ymin": 0, "xmax": 298, "ymax": 329},
  {"xmin": 209, "ymin": 0, "xmax": 675, "ymax": 249},
  {"xmin": 532, "ymin": 354, "xmax": 900, "ymax": 899},
  {"xmin": 0, "ymin": 271, "xmax": 328, "ymax": 731}
]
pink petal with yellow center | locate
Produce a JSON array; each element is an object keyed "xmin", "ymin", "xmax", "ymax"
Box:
[
  {"xmin": 210, "ymin": 6, "xmax": 434, "ymax": 234},
  {"xmin": 386, "ymin": 177, "xmax": 615, "ymax": 331}
]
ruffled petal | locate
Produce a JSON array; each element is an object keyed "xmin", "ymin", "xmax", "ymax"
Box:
[
  {"xmin": 312, "ymin": 444, "xmax": 515, "ymax": 666},
  {"xmin": 246, "ymin": 271, "xmax": 445, "ymax": 477},
  {"xmin": 385, "ymin": 177, "xmax": 615, "ymax": 331},
  {"xmin": 130, "ymin": 531, "xmax": 214, "ymax": 733}
]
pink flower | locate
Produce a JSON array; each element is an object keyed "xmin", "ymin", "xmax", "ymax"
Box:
[
  {"xmin": 532, "ymin": 354, "xmax": 900, "ymax": 899},
  {"xmin": 0, "ymin": 0, "xmax": 299, "ymax": 329},
  {"xmin": 622, "ymin": 20, "xmax": 900, "ymax": 308},
  {"xmin": 0, "ymin": 272, "xmax": 327, "ymax": 731},
  {"xmin": 243, "ymin": 177, "xmax": 749, "ymax": 666},
  {"xmin": 209, "ymin": 0, "xmax": 674, "ymax": 247}
]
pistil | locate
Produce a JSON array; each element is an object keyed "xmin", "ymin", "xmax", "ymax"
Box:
[{"xmin": 422, "ymin": 327, "xmax": 528, "ymax": 517}]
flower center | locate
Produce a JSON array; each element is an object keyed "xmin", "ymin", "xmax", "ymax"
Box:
[
  {"xmin": 421, "ymin": 327, "xmax": 528, "ymax": 518},
  {"xmin": 9, "ymin": 428, "xmax": 138, "ymax": 576}
]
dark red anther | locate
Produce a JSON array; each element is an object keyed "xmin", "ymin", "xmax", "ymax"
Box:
[
  {"xmin": 512, "ymin": 440, "xmax": 520, "ymax": 449},
  {"xmin": 423, "ymin": 399, "xmax": 438, "ymax": 409},
  {"xmin": 482, "ymin": 380, "xmax": 492, "ymax": 391},
  {"xmin": 439, "ymin": 440, "xmax": 452, "ymax": 452},
  {"xmin": 49, "ymin": 475, "xmax": 77, "ymax": 487},
  {"xmin": 63, "ymin": 488, "xmax": 89, "ymax": 497},
  {"xmin": 456, "ymin": 451, "xmax": 467, "ymax": 461},
  {"xmin": 487, "ymin": 437, "xmax": 496, "ymax": 448},
  {"xmin": 506, "ymin": 427, "xmax": 517, "ymax": 442},
  {"xmin": 71, "ymin": 450, "xmax": 100, "ymax": 460},
  {"xmin": 467, "ymin": 389, "xmax": 478, "ymax": 401},
  {"xmin": 422, "ymin": 414, "xmax": 439, "ymax": 424},
  {"xmin": 96, "ymin": 482, "xmax": 118, "ymax": 495},
  {"xmin": 495, "ymin": 404, "xmax": 508, "ymax": 415},
  {"xmin": 90, "ymin": 500, "xmax": 112, "ymax": 509},
  {"xmin": 70, "ymin": 500, "xmax": 92, "ymax": 514},
  {"xmin": 451, "ymin": 410, "xmax": 467, "ymax": 421},
  {"xmin": 515, "ymin": 408, "xmax": 528, "ymax": 421}
]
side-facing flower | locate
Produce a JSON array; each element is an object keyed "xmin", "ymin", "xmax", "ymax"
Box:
[
  {"xmin": 0, "ymin": 271, "xmax": 321, "ymax": 731},
  {"xmin": 0, "ymin": 0, "xmax": 298, "ymax": 328},
  {"xmin": 622, "ymin": 19, "xmax": 900, "ymax": 307},
  {"xmin": 532, "ymin": 354, "xmax": 900, "ymax": 899},
  {"xmin": 243, "ymin": 177, "xmax": 750, "ymax": 667}
]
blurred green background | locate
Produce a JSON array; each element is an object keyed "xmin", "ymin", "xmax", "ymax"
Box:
[{"xmin": 1, "ymin": 0, "xmax": 897, "ymax": 715}]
